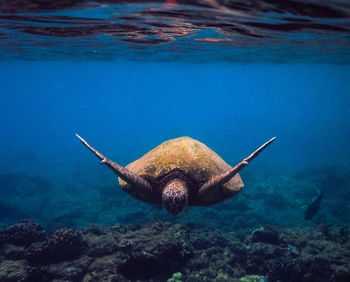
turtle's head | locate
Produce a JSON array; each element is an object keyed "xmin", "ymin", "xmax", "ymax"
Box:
[{"xmin": 162, "ymin": 179, "xmax": 188, "ymax": 215}]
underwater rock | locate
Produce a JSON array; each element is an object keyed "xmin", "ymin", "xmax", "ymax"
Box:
[
  {"xmin": 41, "ymin": 255, "xmax": 93, "ymax": 281},
  {"xmin": 25, "ymin": 241, "xmax": 49, "ymax": 264},
  {"xmin": 0, "ymin": 220, "xmax": 46, "ymax": 246},
  {"xmin": 239, "ymin": 275, "xmax": 266, "ymax": 282},
  {"xmin": 25, "ymin": 228, "xmax": 86, "ymax": 264},
  {"xmin": 46, "ymin": 228, "xmax": 86, "ymax": 261},
  {"xmin": 84, "ymin": 231, "xmax": 118, "ymax": 257},
  {"xmin": 0, "ymin": 220, "xmax": 350, "ymax": 281},
  {"xmin": 1, "ymin": 243, "xmax": 26, "ymax": 260},
  {"xmin": 250, "ymin": 226, "xmax": 281, "ymax": 245},
  {"xmin": 0, "ymin": 260, "xmax": 29, "ymax": 281},
  {"xmin": 116, "ymin": 222, "xmax": 193, "ymax": 280},
  {"xmin": 82, "ymin": 270, "xmax": 128, "ymax": 282}
]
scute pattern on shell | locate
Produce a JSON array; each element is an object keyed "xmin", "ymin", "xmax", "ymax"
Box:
[{"xmin": 118, "ymin": 137, "xmax": 243, "ymax": 204}]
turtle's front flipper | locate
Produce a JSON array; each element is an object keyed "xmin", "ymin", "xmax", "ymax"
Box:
[
  {"xmin": 198, "ymin": 137, "xmax": 276, "ymax": 195},
  {"xmin": 76, "ymin": 134, "xmax": 152, "ymax": 191}
]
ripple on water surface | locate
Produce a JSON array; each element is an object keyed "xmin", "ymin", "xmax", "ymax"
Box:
[{"xmin": 0, "ymin": 0, "xmax": 349, "ymax": 62}]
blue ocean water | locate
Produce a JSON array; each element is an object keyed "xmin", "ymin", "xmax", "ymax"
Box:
[
  {"xmin": 0, "ymin": 1, "xmax": 350, "ymax": 281},
  {"xmin": 1, "ymin": 62, "xmax": 350, "ymax": 175}
]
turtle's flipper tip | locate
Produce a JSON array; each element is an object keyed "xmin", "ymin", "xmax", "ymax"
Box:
[
  {"xmin": 262, "ymin": 136, "xmax": 276, "ymax": 150},
  {"xmin": 75, "ymin": 134, "xmax": 105, "ymax": 162},
  {"xmin": 264, "ymin": 137, "xmax": 276, "ymax": 147},
  {"xmin": 75, "ymin": 133, "xmax": 90, "ymax": 149},
  {"xmin": 75, "ymin": 133, "xmax": 85, "ymax": 143}
]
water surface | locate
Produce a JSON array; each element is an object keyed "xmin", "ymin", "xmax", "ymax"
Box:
[{"xmin": 0, "ymin": 0, "xmax": 349, "ymax": 62}]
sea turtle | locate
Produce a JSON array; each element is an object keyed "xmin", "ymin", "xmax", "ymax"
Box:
[{"xmin": 76, "ymin": 135, "xmax": 275, "ymax": 215}]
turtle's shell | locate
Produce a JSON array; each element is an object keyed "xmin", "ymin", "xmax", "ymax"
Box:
[{"xmin": 119, "ymin": 137, "xmax": 244, "ymax": 205}]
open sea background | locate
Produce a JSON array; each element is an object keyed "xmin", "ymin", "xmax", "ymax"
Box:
[{"xmin": 0, "ymin": 1, "xmax": 350, "ymax": 281}]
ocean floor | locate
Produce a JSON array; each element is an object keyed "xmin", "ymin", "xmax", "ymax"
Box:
[
  {"xmin": 0, "ymin": 220, "xmax": 349, "ymax": 281},
  {"xmin": 0, "ymin": 165, "xmax": 349, "ymax": 281}
]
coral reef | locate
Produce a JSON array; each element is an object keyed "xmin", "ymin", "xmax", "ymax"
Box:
[
  {"xmin": 0, "ymin": 220, "xmax": 46, "ymax": 246},
  {"xmin": 46, "ymin": 228, "xmax": 86, "ymax": 260},
  {"xmin": 0, "ymin": 166, "xmax": 349, "ymax": 280},
  {"xmin": 0, "ymin": 220, "xmax": 349, "ymax": 281},
  {"xmin": 25, "ymin": 228, "xmax": 86, "ymax": 265}
]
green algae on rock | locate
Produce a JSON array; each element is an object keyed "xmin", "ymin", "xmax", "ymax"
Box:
[{"xmin": 239, "ymin": 275, "xmax": 266, "ymax": 282}]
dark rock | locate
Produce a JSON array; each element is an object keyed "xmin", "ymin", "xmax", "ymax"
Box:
[
  {"xmin": 26, "ymin": 266, "xmax": 48, "ymax": 282},
  {"xmin": 190, "ymin": 230, "xmax": 227, "ymax": 249},
  {"xmin": 25, "ymin": 241, "xmax": 49, "ymax": 264},
  {"xmin": 250, "ymin": 226, "xmax": 281, "ymax": 245},
  {"xmin": 25, "ymin": 228, "xmax": 86, "ymax": 264},
  {"xmin": 83, "ymin": 224, "xmax": 107, "ymax": 236},
  {"xmin": 0, "ymin": 260, "xmax": 29, "ymax": 281},
  {"xmin": 1, "ymin": 244, "xmax": 26, "ymax": 260},
  {"xmin": 0, "ymin": 220, "xmax": 46, "ymax": 246},
  {"xmin": 85, "ymin": 232, "xmax": 118, "ymax": 257},
  {"xmin": 116, "ymin": 222, "xmax": 192, "ymax": 280},
  {"xmin": 228, "ymin": 241, "xmax": 248, "ymax": 265},
  {"xmin": 313, "ymin": 224, "xmax": 349, "ymax": 244},
  {"xmin": 46, "ymin": 228, "xmax": 86, "ymax": 261},
  {"xmin": 83, "ymin": 267, "xmax": 128, "ymax": 282},
  {"xmin": 40, "ymin": 255, "xmax": 93, "ymax": 281},
  {"xmin": 86, "ymin": 254, "xmax": 120, "ymax": 279}
]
